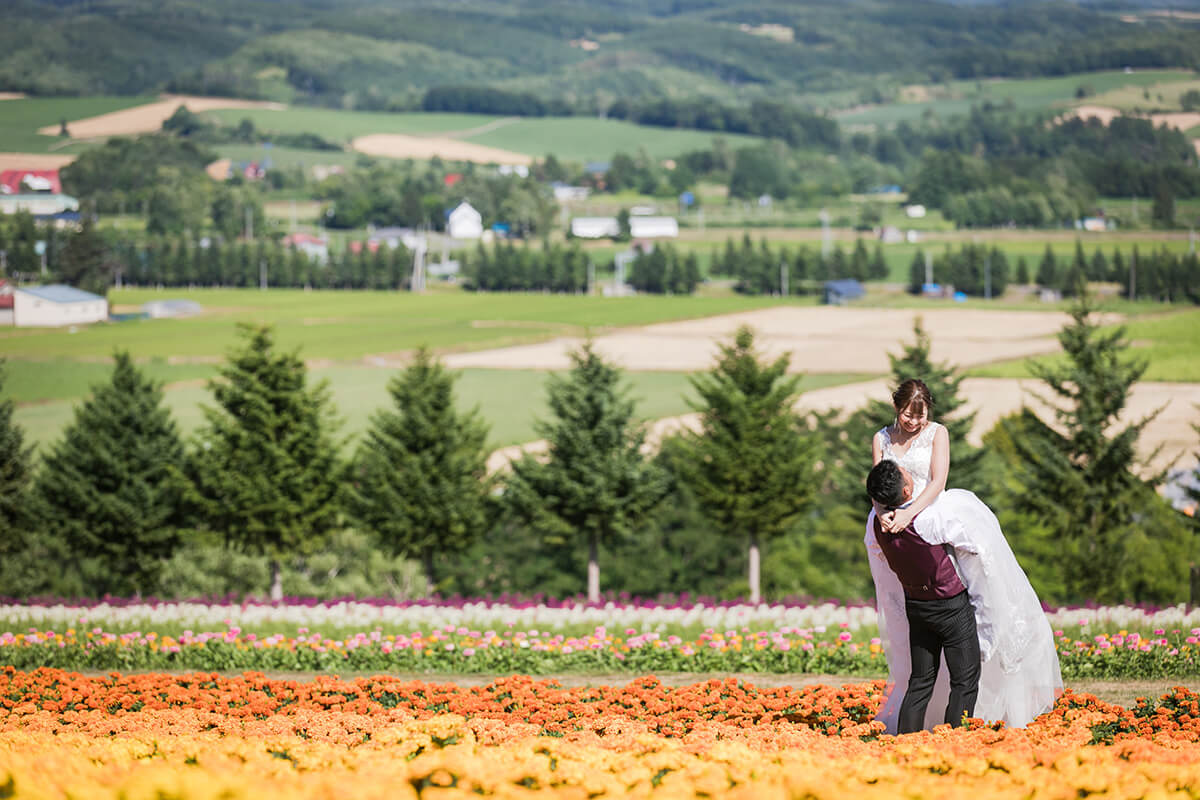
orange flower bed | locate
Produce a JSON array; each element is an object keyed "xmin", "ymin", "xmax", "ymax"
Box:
[{"xmin": 0, "ymin": 669, "xmax": 1198, "ymax": 798}]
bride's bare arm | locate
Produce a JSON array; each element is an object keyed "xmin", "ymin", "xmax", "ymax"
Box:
[
  {"xmin": 872, "ymin": 430, "xmax": 884, "ymax": 466},
  {"xmin": 881, "ymin": 424, "xmax": 949, "ymax": 532}
]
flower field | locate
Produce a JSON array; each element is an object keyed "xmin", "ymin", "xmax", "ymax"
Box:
[
  {"xmin": 1, "ymin": 668, "xmax": 1200, "ymax": 798},
  {"xmin": 2, "ymin": 600, "xmax": 1200, "ymax": 678},
  {"xmin": 5, "ymin": 597, "xmax": 1199, "ymax": 639},
  {"xmin": 0, "ymin": 624, "xmax": 1198, "ymax": 679}
]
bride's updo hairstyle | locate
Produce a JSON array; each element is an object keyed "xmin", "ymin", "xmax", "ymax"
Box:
[{"xmin": 892, "ymin": 379, "xmax": 934, "ymax": 416}]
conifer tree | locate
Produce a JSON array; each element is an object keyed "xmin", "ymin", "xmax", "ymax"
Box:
[
  {"xmin": 675, "ymin": 326, "xmax": 819, "ymax": 603},
  {"xmin": 344, "ymin": 347, "xmax": 494, "ymax": 591},
  {"xmin": 1016, "ymin": 255, "xmax": 1031, "ymax": 285},
  {"xmin": 184, "ymin": 324, "xmax": 344, "ymax": 600},
  {"xmin": 35, "ymin": 352, "xmax": 185, "ymax": 594},
  {"xmin": 1002, "ymin": 291, "xmax": 1192, "ymax": 601},
  {"xmin": 504, "ymin": 341, "xmax": 669, "ymax": 603},
  {"xmin": 1036, "ymin": 244, "xmax": 1058, "ymax": 288},
  {"xmin": 0, "ymin": 360, "xmax": 34, "ymax": 543}
]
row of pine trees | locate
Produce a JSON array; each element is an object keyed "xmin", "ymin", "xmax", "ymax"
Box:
[{"xmin": 0, "ymin": 292, "xmax": 1194, "ymax": 604}]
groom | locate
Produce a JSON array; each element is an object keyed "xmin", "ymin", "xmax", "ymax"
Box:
[{"xmin": 866, "ymin": 459, "xmax": 980, "ymax": 733}]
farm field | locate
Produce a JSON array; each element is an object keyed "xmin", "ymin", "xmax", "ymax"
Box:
[
  {"xmin": 835, "ymin": 68, "xmax": 1196, "ymax": 127},
  {"xmin": 5, "ymin": 289, "xmax": 1198, "ymax": 473},
  {"xmin": 0, "ymin": 95, "xmax": 152, "ymax": 152}
]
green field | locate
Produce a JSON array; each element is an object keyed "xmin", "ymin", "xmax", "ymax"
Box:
[
  {"xmin": 0, "ymin": 96, "xmax": 153, "ymax": 152},
  {"xmin": 0, "ymin": 289, "xmax": 787, "ymax": 362},
  {"xmin": 217, "ymin": 143, "xmax": 363, "ymax": 170},
  {"xmin": 204, "ymin": 108, "xmax": 761, "ymax": 163},
  {"xmin": 459, "ymin": 117, "xmax": 760, "ymax": 162},
  {"xmin": 201, "ymin": 109, "xmax": 501, "ymax": 142},
  {"xmin": 965, "ymin": 307, "xmax": 1200, "ymax": 382},
  {"xmin": 836, "ymin": 70, "xmax": 1196, "ymax": 127}
]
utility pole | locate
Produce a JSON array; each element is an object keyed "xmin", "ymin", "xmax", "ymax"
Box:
[
  {"xmin": 780, "ymin": 259, "xmax": 788, "ymax": 297},
  {"xmin": 924, "ymin": 251, "xmax": 933, "ymax": 287},
  {"xmin": 244, "ymin": 205, "xmax": 253, "ymax": 240},
  {"xmin": 1129, "ymin": 248, "xmax": 1136, "ymax": 300},
  {"xmin": 984, "ymin": 249, "xmax": 992, "ymax": 299},
  {"xmin": 586, "ymin": 259, "xmax": 594, "ymax": 295},
  {"xmin": 259, "ymin": 259, "xmax": 267, "ymax": 290}
]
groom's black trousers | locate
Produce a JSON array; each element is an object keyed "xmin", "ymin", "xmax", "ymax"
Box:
[{"xmin": 898, "ymin": 589, "xmax": 980, "ymax": 734}]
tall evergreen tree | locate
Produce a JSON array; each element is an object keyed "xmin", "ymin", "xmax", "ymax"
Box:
[
  {"xmin": 184, "ymin": 324, "xmax": 344, "ymax": 600},
  {"xmin": 344, "ymin": 347, "xmax": 494, "ymax": 591},
  {"xmin": 675, "ymin": 326, "xmax": 819, "ymax": 603},
  {"xmin": 35, "ymin": 351, "xmax": 186, "ymax": 595},
  {"xmin": 0, "ymin": 360, "xmax": 34, "ymax": 543},
  {"xmin": 504, "ymin": 341, "xmax": 670, "ymax": 603},
  {"xmin": 1036, "ymin": 244, "xmax": 1058, "ymax": 288},
  {"xmin": 1001, "ymin": 291, "xmax": 1192, "ymax": 602}
]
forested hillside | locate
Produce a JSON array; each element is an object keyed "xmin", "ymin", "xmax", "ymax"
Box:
[{"xmin": 3, "ymin": 0, "xmax": 1200, "ymax": 112}]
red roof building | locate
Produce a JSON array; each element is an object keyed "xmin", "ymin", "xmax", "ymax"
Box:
[{"xmin": 0, "ymin": 169, "xmax": 62, "ymax": 194}]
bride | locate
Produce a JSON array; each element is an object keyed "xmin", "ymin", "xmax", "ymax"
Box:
[{"xmin": 865, "ymin": 379, "xmax": 1062, "ymax": 732}]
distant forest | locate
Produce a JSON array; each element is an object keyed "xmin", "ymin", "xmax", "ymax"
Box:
[{"xmin": 3, "ymin": 0, "xmax": 1200, "ymax": 114}]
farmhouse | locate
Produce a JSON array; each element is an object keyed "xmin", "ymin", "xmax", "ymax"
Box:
[
  {"xmin": 447, "ymin": 202, "xmax": 483, "ymax": 240},
  {"xmin": 282, "ymin": 232, "xmax": 330, "ymax": 264},
  {"xmin": 13, "ymin": 284, "xmax": 107, "ymax": 327}
]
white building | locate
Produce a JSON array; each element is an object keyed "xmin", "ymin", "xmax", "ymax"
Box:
[
  {"xmin": 447, "ymin": 202, "xmax": 483, "ymax": 240},
  {"xmin": 628, "ymin": 216, "xmax": 678, "ymax": 239},
  {"xmin": 571, "ymin": 216, "xmax": 620, "ymax": 239},
  {"xmin": 13, "ymin": 284, "xmax": 107, "ymax": 327},
  {"xmin": 0, "ymin": 193, "xmax": 79, "ymax": 217},
  {"xmin": 552, "ymin": 183, "xmax": 591, "ymax": 203}
]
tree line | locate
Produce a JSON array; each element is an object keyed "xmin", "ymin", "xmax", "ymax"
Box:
[{"xmin": 0, "ymin": 295, "xmax": 1192, "ymax": 605}]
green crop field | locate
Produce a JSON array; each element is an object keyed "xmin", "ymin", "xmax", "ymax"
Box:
[
  {"xmin": 460, "ymin": 117, "xmax": 760, "ymax": 163},
  {"xmin": 836, "ymin": 69, "xmax": 1195, "ymax": 128},
  {"xmin": 0, "ymin": 96, "xmax": 153, "ymax": 152}
]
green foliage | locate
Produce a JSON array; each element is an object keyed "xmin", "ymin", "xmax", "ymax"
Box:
[
  {"xmin": 157, "ymin": 529, "xmax": 426, "ymax": 600},
  {"xmin": 60, "ymin": 135, "xmax": 218, "ymax": 216},
  {"xmin": 55, "ymin": 217, "xmax": 118, "ymax": 296},
  {"xmin": 627, "ymin": 244, "xmax": 701, "ymax": 295},
  {"xmin": 343, "ymin": 347, "xmax": 494, "ymax": 589},
  {"xmin": 183, "ymin": 324, "xmax": 344, "ymax": 580},
  {"xmin": 504, "ymin": 341, "xmax": 670, "ymax": 600},
  {"xmin": 673, "ymin": 326, "xmax": 819, "ymax": 601},
  {"xmin": 33, "ymin": 352, "xmax": 186, "ymax": 595},
  {"xmin": 998, "ymin": 292, "xmax": 1194, "ymax": 602}
]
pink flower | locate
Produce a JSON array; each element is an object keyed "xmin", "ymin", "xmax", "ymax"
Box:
[
  {"xmin": 462, "ymin": 648, "xmax": 475, "ymax": 657},
  {"xmin": 838, "ymin": 632, "xmax": 852, "ymax": 642}
]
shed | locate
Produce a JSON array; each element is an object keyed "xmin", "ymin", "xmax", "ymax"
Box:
[
  {"xmin": 14, "ymin": 284, "xmax": 107, "ymax": 327},
  {"xmin": 447, "ymin": 202, "xmax": 483, "ymax": 240},
  {"xmin": 822, "ymin": 279, "xmax": 865, "ymax": 306},
  {"xmin": 628, "ymin": 216, "xmax": 678, "ymax": 239},
  {"xmin": 571, "ymin": 216, "xmax": 620, "ymax": 239}
]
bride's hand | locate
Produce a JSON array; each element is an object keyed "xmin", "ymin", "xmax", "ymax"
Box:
[{"xmin": 883, "ymin": 507, "xmax": 917, "ymax": 533}]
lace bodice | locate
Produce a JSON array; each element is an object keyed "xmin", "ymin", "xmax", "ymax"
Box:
[{"xmin": 877, "ymin": 422, "xmax": 942, "ymax": 499}]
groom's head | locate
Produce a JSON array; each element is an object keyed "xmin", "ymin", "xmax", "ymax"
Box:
[{"xmin": 867, "ymin": 460, "xmax": 912, "ymax": 510}]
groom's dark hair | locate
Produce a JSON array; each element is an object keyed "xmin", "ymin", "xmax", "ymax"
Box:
[{"xmin": 867, "ymin": 460, "xmax": 907, "ymax": 509}]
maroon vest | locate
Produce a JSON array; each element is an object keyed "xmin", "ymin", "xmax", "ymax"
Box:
[{"xmin": 873, "ymin": 518, "xmax": 966, "ymax": 600}]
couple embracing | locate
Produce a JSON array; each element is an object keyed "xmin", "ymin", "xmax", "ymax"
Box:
[{"xmin": 864, "ymin": 379, "xmax": 1062, "ymax": 734}]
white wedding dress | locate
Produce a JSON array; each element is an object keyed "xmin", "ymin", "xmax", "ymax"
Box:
[{"xmin": 865, "ymin": 422, "xmax": 1063, "ymax": 732}]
